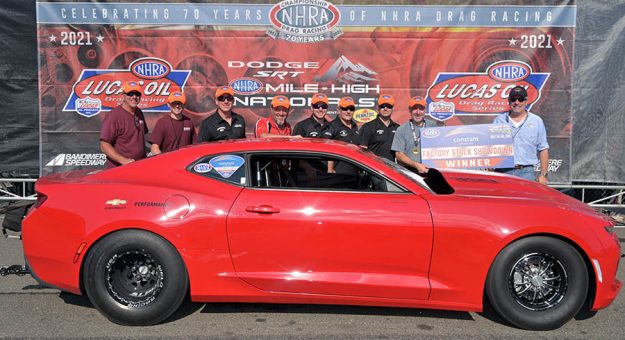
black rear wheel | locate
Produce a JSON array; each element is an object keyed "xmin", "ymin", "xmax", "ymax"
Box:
[
  {"xmin": 486, "ymin": 236, "xmax": 588, "ymax": 330},
  {"xmin": 83, "ymin": 230, "xmax": 188, "ymax": 325}
]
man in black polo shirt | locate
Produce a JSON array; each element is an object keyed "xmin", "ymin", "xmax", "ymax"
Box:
[
  {"xmin": 325, "ymin": 96, "xmax": 360, "ymax": 174},
  {"xmin": 198, "ymin": 85, "xmax": 246, "ymax": 142},
  {"xmin": 292, "ymin": 93, "xmax": 330, "ymax": 138},
  {"xmin": 358, "ymin": 94, "xmax": 399, "ymax": 160}
]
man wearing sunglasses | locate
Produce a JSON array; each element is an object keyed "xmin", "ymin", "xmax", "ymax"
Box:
[
  {"xmin": 493, "ymin": 85, "xmax": 550, "ymax": 184},
  {"xmin": 255, "ymin": 95, "xmax": 294, "ymax": 138},
  {"xmin": 198, "ymin": 85, "xmax": 246, "ymax": 142},
  {"xmin": 391, "ymin": 96, "xmax": 435, "ymax": 174},
  {"xmin": 292, "ymin": 93, "xmax": 330, "ymax": 138},
  {"xmin": 358, "ymin": 94, "xmax": 400, "ymax": 161},
  {"xmin": 325, "ymin": 96, "xmax": 360, "ymax": 174},
  {"xmin": 149, "ymin": 92, "xmax": 195, "ymax": 155},
  {"xmin": 100, "ymin": 81, "xmax": 148, "ymax": 167}
]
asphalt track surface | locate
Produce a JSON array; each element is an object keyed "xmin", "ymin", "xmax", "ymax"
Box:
[{"xmin": 1, "ymin": 215, "xmax": 624, "ymax": 339}]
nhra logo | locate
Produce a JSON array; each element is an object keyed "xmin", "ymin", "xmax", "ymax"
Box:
[
  {"xmin": 46, "ymin": 153, "xmax": 106, "ymax": 167},
  {"xmin": 266, "ymin": 0, "xmax": 342, "ymax": 43},
  {"xmin": 75, "ymin": 96, "xmax": 101, "ymax": 118},
  {"xmin": 426, "ymin": 60, "xmax": 550, "ymax": 115},
  {"xmin": 64, "ymin": 58, "xmax": 191, "ymax": 116},
  {"xmin": 421, "ymin": 128, "xmax": 441, "ymax": 139},
  {"xmin": 230, "ymin": 78, "xmax": 264, "ymax": 95}
]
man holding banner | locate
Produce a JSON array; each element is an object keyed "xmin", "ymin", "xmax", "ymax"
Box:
[
  {"xmin": 494, "ymin": 86, "xmax": 550, "ymax": 184},
  {"xmin": 99, "ymin": 81, "xmax": 148, "ymax": 168},
  {"xmin": 391, "ymin": 96, "xmax": 435, "ymax": 174}
]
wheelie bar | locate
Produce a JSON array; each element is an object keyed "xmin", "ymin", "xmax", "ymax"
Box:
[{"xmin": 0, "ymin": 265, "xmax": 29, "ymax": 276}]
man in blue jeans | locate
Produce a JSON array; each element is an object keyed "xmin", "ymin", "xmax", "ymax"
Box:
[{"xmin": 493, "ymin": 86, "xmax": 549, "ymax": 184}]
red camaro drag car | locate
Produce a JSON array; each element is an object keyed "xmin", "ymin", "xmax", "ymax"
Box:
[{"xmin": 22, "ymin": 139, "xmax": 621, "ymax": 330}]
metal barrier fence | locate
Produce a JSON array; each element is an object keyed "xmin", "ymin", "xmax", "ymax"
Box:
[{"xmin": 1, "ymin": 178, "xmax": 624, "ymax": 208}]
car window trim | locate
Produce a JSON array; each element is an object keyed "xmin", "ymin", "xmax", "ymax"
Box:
[{"xmin": 243, "ymin": 150, "xmax": 411, "ymax": 194}]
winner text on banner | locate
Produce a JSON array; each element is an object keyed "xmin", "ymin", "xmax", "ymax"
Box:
[{"xmin": 420, "ymin": 124, "xmax": 514, "ymax": 169}]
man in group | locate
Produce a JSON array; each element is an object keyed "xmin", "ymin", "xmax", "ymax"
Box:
[
  {"xmin": 255, "ymin": 95, "xmax": 294, "ymax": 138},
  {"xmin": 198, "ymin": 85, "xmax": 246, "ymax": 142},
  {"xmin": 358, "ymin": 94, "xmax": 400, "ymax": 161},
  {"xmin": 292, "ymin": 93, "xmax": 330, "ymax": 138},
  {"xmin": 325, "ymin": 96, "xmax": 360, "ymax": 174},
  {"xmin": 100, "ymin": 81, "xmax": 148, "ymax": 168},
  {"xmin": 149, "ymin": 91, "xmax": 195, "ymax": 155},
  {"xmin": 391, "ymin": 96, "xmax": 435, "ymax": 174},
  {"xmin": 493, "ymin": 85, "xmax": 550, "ymax": 184}
]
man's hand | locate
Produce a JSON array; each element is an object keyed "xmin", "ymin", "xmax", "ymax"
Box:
[
  {"xmin": 415, "ymin": 162, "xmax": 428, "ymax": 174},
  {"xmin": 538, "ymin": 174, "xmax": 548, "ymax": 185}
]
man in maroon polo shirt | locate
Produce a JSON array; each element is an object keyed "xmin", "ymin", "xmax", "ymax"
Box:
[
  {"xmin": 100, "ymin": 81, "xmax": 148, "ymax": 168},
  {"xmin": 149, "ymin": 91, "xmax": 195, "ymax": 155}
]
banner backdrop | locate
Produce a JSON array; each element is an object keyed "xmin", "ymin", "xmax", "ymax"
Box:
[{"xmin": 36, "ymin": 1, "xmax": 575, "ymax": 183}]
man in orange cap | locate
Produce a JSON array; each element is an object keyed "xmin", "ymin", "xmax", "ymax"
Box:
[
  {"xmin": 198, "ymin": 85, "xmax": 246, "ymax": 142},
  {"xmin": 391, "ymin": 96, "xmax": 434, "ymax": 173},
  {"xmin": 100, "ymin": 81, "xmax": 148, "ymax": 167},
  {"xmin": 358, "ymin": 94, "xmax": 399, "ymax": 160},
  {"xmin": 149, "ymin": 91, "xmax": 195, "ymax": 155},
  {"xmin": 255, "ymin": 95, "xmax": 294, "ymax": 138},
  {"xmin": 292, "ymin": 93, "xmax": 330, "ymax": 138},
  {"xmin": 325, "ymin": 96, "xmax": 360, "ymax": 174}
]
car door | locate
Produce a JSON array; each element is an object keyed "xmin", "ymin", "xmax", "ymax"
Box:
[{"xmin": 227, "ymin": 152, "xmax": 433, "ymax": 300}]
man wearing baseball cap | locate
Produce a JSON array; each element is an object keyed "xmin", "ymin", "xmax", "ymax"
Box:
[
  {"xmin": 358, "ymin": 94, "xmax": 400, "ymax": 160},
  {"xmin": 198, "ymin": 85, "xmax": 246, "ymax": 142},
  {"xmin": 391, "ymin": 96, "xmax": 435, "ymax": 174},
  {"xmin": 325, "ymin": 96, "xmax": 360, "ymax": 174},
  {"xmin": 149, "ymin": 91, "xmax": 195, "ymax": 155},
  {"xmin": 255, "ymin": 95, "xmax": 294, "ymax": 138},
  {"xmin": 100, "ymin": 81, "xmax": 148, "ymax": 167},
  {"xmin": 493, "ymin": 85, "xmax": 550, "ymax": 184},
  {"xmin": 292, "ymin": 93, "xmax": 330, "ymax": 138}
]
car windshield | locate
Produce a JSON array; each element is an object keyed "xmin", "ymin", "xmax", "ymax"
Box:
[{"xmin": 357, "ymin": 149, "xmax": 454, "ymax": 195}]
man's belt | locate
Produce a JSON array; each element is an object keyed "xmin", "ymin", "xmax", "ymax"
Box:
[{"xmin": 513, "ymin": 164, "xmax": 532, "ymax": 169}]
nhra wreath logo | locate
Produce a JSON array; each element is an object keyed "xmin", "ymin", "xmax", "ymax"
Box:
[
  {"xmin": 266, "ymin": 0, "xmax": 342, "ymax": 43},
  {"xmin": 426, "ymin": 60, "xmax": 550, "ymax": 116},
  {"xmin": 64, "ymin": 58, "xmax": 191, "ymax": 117}
]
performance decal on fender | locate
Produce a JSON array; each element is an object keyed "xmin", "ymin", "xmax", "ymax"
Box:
[
  {"xmin": 426, "ymin": 60, "xmax": 550, "ymax": 120},
  {"xmin": 63, "ymin": 57, "xmax": 191, "ymax": 117}
]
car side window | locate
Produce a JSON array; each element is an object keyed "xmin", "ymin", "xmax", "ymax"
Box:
[
  {"xmin": 188, "ymin": 153, "xmax": 246, "ymax": 186},
  {"xmin": 249, "ymin": 153, "xmax": 399, "ymax": 192}
]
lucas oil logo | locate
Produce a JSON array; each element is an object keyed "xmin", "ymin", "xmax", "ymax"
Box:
[
  {"xmin": 64, "ymin": 58, "xmax": 191, "ymax": 117},
  {"xmin": 426, "ymin": 60, "xmax": 550, "ymax": 115},
  {"xmin": 266, "ymin": 0, "xmax": 342, "ymax": 43}
]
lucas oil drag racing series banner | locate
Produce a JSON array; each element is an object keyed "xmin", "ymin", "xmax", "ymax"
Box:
[{"xmin": 37, "ymin": 0, "xmax": 575, "ymax": 183}]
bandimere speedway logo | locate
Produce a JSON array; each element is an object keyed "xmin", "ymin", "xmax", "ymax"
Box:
[
  {"xmin": 64, "ymin": 58, "xmax": 191, "ymax": 117},
  {"xmin": 266, "ymin": 0, "xmax": 342, "ymax": 43},
  {"xmin": 426, "ymin": 60, "xmax": 550, "ymax": 120},
  {"xmin": 46, "ymin": 153, "xmax": 107, "ymax": 167}
]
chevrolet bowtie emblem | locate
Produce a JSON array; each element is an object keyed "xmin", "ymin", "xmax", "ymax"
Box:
[{"xmin": 105, "ymin": 199, "xmax": 127, "ymax": 206}]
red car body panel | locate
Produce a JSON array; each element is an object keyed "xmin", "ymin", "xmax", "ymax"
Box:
[{"xmin": 21, "ymin": 139, "xmax": 621, "ymax": 313}]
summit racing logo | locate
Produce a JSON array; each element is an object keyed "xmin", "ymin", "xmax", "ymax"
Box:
[
  {"xmin": 426, "ymin": 60, "xmax": 550, "ymax": 116},
  {"xmin": 64, "ymin": 58, "xmax": 191, "ymax": 117},
  {"xmin": 46, "ymin": 153, "xmax": 106, "ymax": 167},
  {"xmin": 266, "ymin": 0, "xmax": 342, "ymax": 43}
]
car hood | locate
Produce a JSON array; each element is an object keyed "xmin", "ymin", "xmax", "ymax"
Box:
[{"xmin": 440, "ymin": 169, "xmax": 611, "ymax": 221}]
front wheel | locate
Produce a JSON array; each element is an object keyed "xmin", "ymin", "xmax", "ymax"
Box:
[
  {"xmin": 82, "ymin": 230, "xmax": 189, "ymax": 325},
  {"xmin": 486, "ymin": 236, "xmax": 588, "ymax": 330}
]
